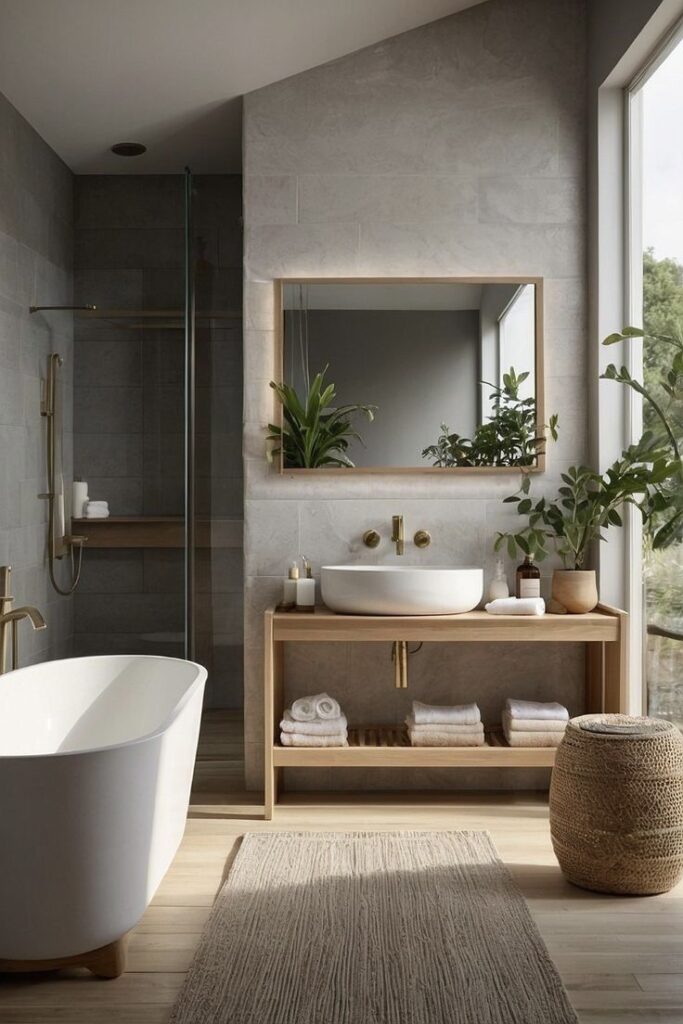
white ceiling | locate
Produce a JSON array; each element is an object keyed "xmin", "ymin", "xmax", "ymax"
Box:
[{"xmin": 0, "ymin": 0, "xmax": 485, "ymax": 174}]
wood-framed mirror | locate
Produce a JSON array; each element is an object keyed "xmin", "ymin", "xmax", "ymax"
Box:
[{"xmin": 272, "ymin": 277, "xmax": 545, "ymax": 474}]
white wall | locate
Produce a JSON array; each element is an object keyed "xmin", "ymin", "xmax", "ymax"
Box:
[{"xmin": 242, "ymin": 0, "xmax": 588, "ymax": 789}]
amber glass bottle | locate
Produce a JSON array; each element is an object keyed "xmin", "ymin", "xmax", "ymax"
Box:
[{"xmin": 516, "ymin": 553, "xmax": 541, "ymax": 598}]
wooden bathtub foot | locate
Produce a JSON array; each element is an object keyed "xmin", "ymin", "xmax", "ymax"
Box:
[
  {"xmin": 85, "ymin": 936, "xmax": 128, "ymax": 978},
  {"xmin": 0, "ymin": 935, "xmax": 128, "ymax": 979}
]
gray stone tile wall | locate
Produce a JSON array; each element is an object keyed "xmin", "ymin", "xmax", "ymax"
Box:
[
  {"xmin": 0, "ymin": 90, "xmax": 74, "ymax": 665},
  {"xmin": 242, "ymin": 0, "xmax": 588, "ymax": 788}
]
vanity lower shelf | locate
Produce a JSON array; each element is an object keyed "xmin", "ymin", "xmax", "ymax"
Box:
[{"xmin": 274, "ymin": 725, "xmax": 557, "ymax": 768}]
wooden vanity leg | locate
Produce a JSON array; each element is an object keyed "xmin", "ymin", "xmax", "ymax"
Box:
[
  {"xmin": 264, "ymin": 612, "xmax": 285, "ymax": 820},
  {"xmin": 586, "ymin": 641, "xmax": 604, "ymax": 713},
  {"xmin": 604, "ymin": 607, "xmax": 629, "ymax": 713}
]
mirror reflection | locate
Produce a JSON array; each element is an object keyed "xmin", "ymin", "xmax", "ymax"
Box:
[{"xmin": 274, "ymin": 279, "xmax": 544, "ymax": 470}]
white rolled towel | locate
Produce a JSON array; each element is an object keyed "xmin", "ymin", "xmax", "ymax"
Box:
[
  {"xmin": 281, "ymin": 710, "xmax": 347, "ymax": 735},
  {"xmin": 412, "ymin": 701, "xmax": 481, "ymax": 726},
  {"xmin": 406, "ymin": 715, "xmax": 483, "ymax": 735},
  {"xmin": 280, "ymin": 732, "xmax": 348, "ymax": 747},
  {"xmin": 485, "ymin": 597, "xmax": 545, "ymax": 616},
  {"xmin": 316, "ymin": 693, "xmax": 341, "ymax": 720},
  {"xmin": 505, "ymin": 699, "xmax": 569, "ymax": 722},
  {"xmin": 290, "ymin": 693, "xmax": 341, "ymax": 723}
]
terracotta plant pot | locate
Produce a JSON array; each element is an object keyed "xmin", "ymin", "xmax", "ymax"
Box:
[{"xmin": 551, "ymin": 570, "xmax": 598, "ymax": 614}]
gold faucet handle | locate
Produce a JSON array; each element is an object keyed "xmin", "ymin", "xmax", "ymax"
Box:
[
  {"xmin": 414, "ymin": 530, "xmax": 431, "ymax": 549},
  {"xmin": 363, "ymin": 529, "xmax": 381, "ymax": 549}
]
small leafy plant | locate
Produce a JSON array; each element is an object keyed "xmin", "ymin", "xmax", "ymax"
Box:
[
  {"xmin": 495, "ymin": 438, "xmax": 677, "ymax": 568},
  {"xmin": 422, "ymin": 367, "xmax": 558, "ymax": 468},
  {"xmin": 267, "ymin": 366, "xmax": 376, "ymax": 469},
  {"xmin": 495, "ymin": 326, "xmax": 683, "ymax": 568}
]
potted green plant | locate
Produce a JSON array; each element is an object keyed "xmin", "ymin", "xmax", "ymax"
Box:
[
  {"xmin": 422, "ymin": 367, "xmax": 559, "ymax": 468},
  {"xmin": 267, "ymin": 366, "xmax": 376, "ymax": 469},
  {"xmin": 495, "ymin": 328, "xmax": 682, "ymax": 612}
]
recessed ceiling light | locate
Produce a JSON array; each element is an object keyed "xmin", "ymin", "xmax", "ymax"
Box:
[{"xmin": 110, "ymin": 142, "xmax": 147, "ymax": 157}]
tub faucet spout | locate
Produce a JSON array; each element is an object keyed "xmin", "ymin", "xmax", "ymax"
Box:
[
  {"xmin": 0, "ymin": 606, "xmax": 47, "ymax": 674},
  {"xmin": 392, "ymin": 515, "xmax": 404, "ymax": 556}
]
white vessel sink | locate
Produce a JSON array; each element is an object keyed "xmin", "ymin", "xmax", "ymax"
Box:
[{"xmin": 321, "ymin": 565, "xmax": 483, "ymax": 616}]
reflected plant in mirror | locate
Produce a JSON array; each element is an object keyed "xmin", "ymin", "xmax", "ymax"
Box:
[
  {"xmin": 267, "ymin": 366, "xmax": 376, "ymax": 468},
  {"xmin": 277, "ymin": 278, "xmax": 545, "ymax": 471},
  {"xmin": 422, "ymin": 367, "xmax": 558, "ymax": 467}
]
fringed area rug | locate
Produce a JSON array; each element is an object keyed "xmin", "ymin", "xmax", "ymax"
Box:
[{"xmin": 169, "ymin": 831, "xmax": 577, "ymax": 1024}]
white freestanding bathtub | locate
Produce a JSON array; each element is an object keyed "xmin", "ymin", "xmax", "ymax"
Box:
[{"xmin": 0, "ymin": 655, "xmax": 206, "ymax": 966}]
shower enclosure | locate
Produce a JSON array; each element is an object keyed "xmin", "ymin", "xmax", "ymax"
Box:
[{"xmin": 69, "ymin": 170, "xmax": 243, "ymax": 709}]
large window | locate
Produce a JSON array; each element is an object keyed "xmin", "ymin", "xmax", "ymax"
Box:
[{"xmin": 628, "ymin": 28, "xmax": 683, "ymax": 725}]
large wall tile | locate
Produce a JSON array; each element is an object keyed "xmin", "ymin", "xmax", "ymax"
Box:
[{"xmin": 298, "ymin": 175, "xmax": 478, "ymax": 225}]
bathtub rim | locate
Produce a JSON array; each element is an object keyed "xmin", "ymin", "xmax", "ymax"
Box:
[{"xmin": 0, "ymin": 654, "xmax": 207, "ymax": 761}]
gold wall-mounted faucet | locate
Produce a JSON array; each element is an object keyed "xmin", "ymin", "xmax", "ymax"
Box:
[{"xmin": 392, "ymin": 515, "xmax": 404, "ymax": 556}]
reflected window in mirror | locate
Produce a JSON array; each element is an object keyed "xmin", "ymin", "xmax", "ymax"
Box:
[{"xmin": 273, "ymin": 278, "xmax": 547, "ymax": 473}]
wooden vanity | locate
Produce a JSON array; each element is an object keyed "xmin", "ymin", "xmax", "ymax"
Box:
[{"xmin": 263, "ymin": 604, "xmax": 628, "ymax": 818}]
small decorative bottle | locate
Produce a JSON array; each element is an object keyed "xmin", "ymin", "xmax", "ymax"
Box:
[
  {"xmin": 295, "ymin": 556, "xmax": 316, "ymax": 610},
  {"xmin": 282, "ymin": 562, "xmax": 299, "ymax": 609},
  {"xmin": 516, "ymin": 553, "xmax": 541, "ymax": 599},
  {"xmin": 488, "ymin": 559, "xmax": 510, "ymax": 601}
]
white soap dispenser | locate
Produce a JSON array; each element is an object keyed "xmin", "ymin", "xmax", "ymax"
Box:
[
  {"xmin": 296, "ymin": 556, "xmax": 316, "ymax": 610},
  {"xmin": 282, "ymin": 561, "xmax": 299, "ymax": 609},
  {"xmin": 487, "ymin": 559, "xmax": 510, "ymax": 601}
]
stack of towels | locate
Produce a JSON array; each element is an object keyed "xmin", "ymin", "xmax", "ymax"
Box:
[
  {"xmin": 84, "ymin": 500, "xmax": 110, "ymax": 520},
  {"xmin": 280, "ymin": 692, "xmax": 348, "ymax": 747},
  {"xmin": 503, "ymin": 698, "xmax": 569, "ymax": 747},
  {"xmin": 406, "ymin": 701, "xmax": 485, "ymax": 747}
]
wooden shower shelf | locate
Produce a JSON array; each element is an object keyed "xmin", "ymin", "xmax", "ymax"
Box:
[
  {"xmin": 73, "ymin": 516, "xmax": 182, "ymax": 548},
  {"xmin": 273, "ymin": 725, "xmax": 557, "ymax": 768},
  {"xmin": 77, "ymin": 308, "xmax": 242, "ymax": 329},
  {"xmin": 263, "ymin": 603, "xmax": 628, "ymax": 818},
  {"xmin": 72, "ymin": 516, "xmax": 242, "ymax": 549}
]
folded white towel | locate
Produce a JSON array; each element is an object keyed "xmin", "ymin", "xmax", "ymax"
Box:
[
  {"xmin": 502, "ymin": 710, "xmax": 566, "ymax": 733},
  {"xmin": 281, "ymin": 710, "xmax": 347, "ymax": 735},
  {"xmin": 503, "ymin": 729, "xmax": 564, "ymax": 748},
  {"xmin": 505, "ymin": 699, "xmax": 569, "ymax": 722},
  {"xmin": 406, "ymin": 715, "xmax": 483, "ymax": 735},
  {"xmin": 84, "ymin": 509, "xmax": 110, "ymax": 519},
  {"xmin": 290, "ymin": 692, "xmax": 341, "ymax": 722},
  {"xmin": 280, "ymin": 732, "xmax": 348, "ymax": 747},
  {"xmin": 412, "ymin": 701, "xmax": 481, "ymax": 726},
  {"xmin": 408, "ymin": 730, "xmax": 486, "ymax": 747},
  {"xmin": 485, "ymin": 597, "xmax": 545, "ymax": 615},
  {"xmin": 87, "ymin": 500, "xmax": 109, "ymax": 509}
]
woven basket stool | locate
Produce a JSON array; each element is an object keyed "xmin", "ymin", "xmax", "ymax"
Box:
[{"xmin": 549, "ymin": 714, "xmax": 683, "ymax": 895}]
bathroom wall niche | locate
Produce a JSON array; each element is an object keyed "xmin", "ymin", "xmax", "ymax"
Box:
[{"xmin": 275, "ymin": 277, "xmax": 545, "ymax": 473}]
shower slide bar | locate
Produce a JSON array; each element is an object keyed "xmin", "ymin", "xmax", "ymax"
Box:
[{"xmin": 39, "ymin": 353, "xmax": 86, "ymax": 596}]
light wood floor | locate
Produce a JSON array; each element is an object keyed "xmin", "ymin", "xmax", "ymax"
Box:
[{"xmin": 2, "ymin": 709, "xmax": 682, "ymax": 1023}]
